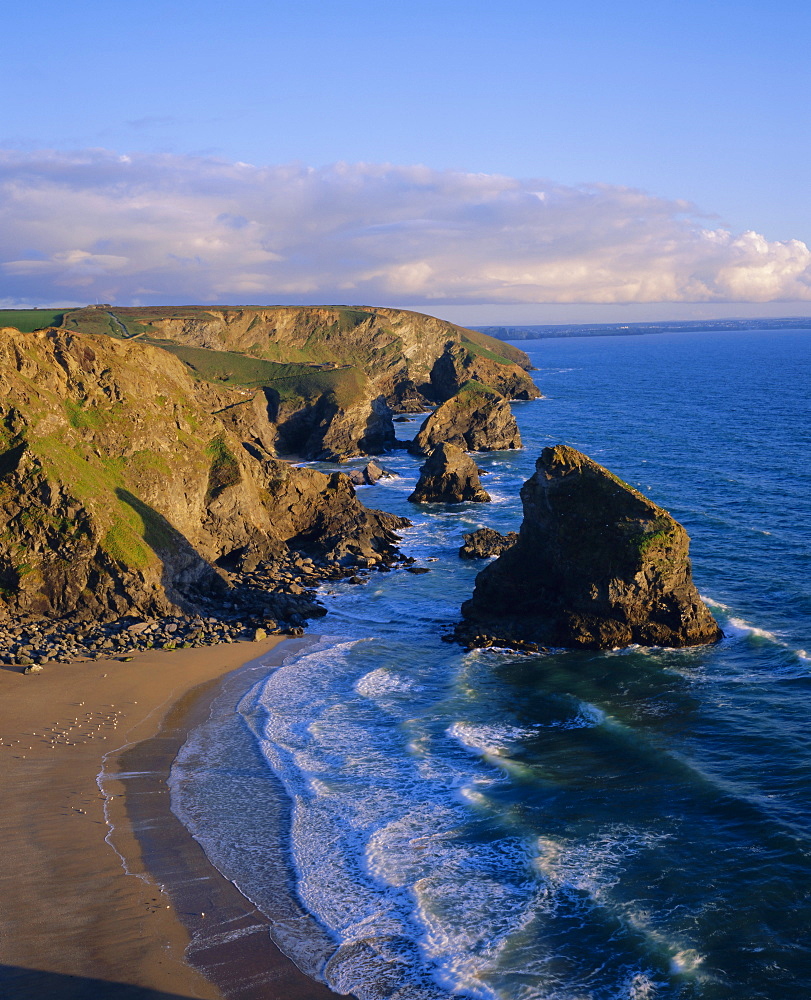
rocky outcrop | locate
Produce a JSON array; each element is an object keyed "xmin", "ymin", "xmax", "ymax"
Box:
[
  {"xmin": 410, "ymin": 382, "xmax": 522, "ymax": 456},
  {"xmin": 347, "ymin": 461, "xmax": 396, "ymax": 486},
  {"xmin": 60, "ymin": 307, "xmax": 538, "ymax": 440},
  {"xmin": 267, "ymin": 387, "xmax": 394, "ymax": 460},
  {"xmin": 254, "ymin": 457, "xmax": 408, "ymax": 567},
  {"xmin": 196, "ymin": 380, "xmax": 395, "ymax": 462},
  {"xmin": 0, "ymin": 328, "xmax": 409, "ymax": 621},
  {"xmin": 458, "ymin": 446, "xmax": 722, "ymax": 650},
  {"xmin": 386, "ymin": 377, "xmax": 432, "ymax": 413},
  {"xmin": 428, "ymin": 342, "xmax": 540, "ymax": 402},
  {"xmin": 56, "ymin": 305, "xmax": 540, "ymax": 462},
  {"xmin": 459, "ymin": 527, "xmax": 518, "ymax": 559},
  {"xmin": 408, "ymin": 443, "xmax": 491, "ymax": 504}
]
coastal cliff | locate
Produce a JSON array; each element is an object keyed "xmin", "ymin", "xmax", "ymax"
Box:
[
  {"xmin": 60, "ymin": 304, "xmax": 539, "ymax": 413},
  {"xmin": 45, "ymin": 306, "xmax": 538, "ymax": 461},
  {"xmin": 459, "ymin": 445, "xmax": 723, "ymax": 650},
  {"xmin": 0, "ymin": 328, "xmax": 408, "ymax": 623}
]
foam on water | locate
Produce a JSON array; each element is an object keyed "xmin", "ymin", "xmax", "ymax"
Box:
[{"xmin": 171, "ymin": 330, "xmax": 811, "ymax": 999}]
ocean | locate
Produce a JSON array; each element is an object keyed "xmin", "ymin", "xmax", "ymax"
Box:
[{"xmin": 169, "ymin": 329, "xmax": 811, "ymax": 999}]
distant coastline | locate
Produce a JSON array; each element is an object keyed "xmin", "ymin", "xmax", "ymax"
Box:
[{"xmin": 471, "ymin": 316, "xmax": 811, "ymax": 340}]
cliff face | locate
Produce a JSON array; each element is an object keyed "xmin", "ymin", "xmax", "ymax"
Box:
[
  {"xmin": 459, "ymin": 445, "xmax": 722, "ymax": 650},
  {"xmin": 0, "ymin": 328, "xmax": 408, "ymax": 620},
  {"xmin": 61, "ymin": 305, "xmax": 538, "ymax": 410},
  {"xmin": 428, "ymin": 342, "xmax": 540, "ymax": 401},
  {"xmin": 410, "ymin": 381, "xmax": 522, "ymax": 456}
]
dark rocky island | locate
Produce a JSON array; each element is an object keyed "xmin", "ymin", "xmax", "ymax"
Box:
[
  {"xmin": 458, "ymin": 527, "xmax": 518, "ymax": 559},
  {"xmin": 408, "ymin": 443, "xmax": 491, "ymax": 504},
  {"xmin": 458, "ymin": 445, "xmax": 723, "ymax": 651}
]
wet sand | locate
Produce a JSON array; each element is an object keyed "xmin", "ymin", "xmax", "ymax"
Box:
[{"xmin": 0, "ymin": 639, "xmax": 350, "ymax": 999}]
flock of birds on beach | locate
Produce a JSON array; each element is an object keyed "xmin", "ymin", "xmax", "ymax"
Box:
[{"xmin": 2, "ymin": 702, "xmax": 135, "ymax": 757}]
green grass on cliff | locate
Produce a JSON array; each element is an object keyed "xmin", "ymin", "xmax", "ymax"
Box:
[
  {"xmin": 269, "ymin": 366, "xmax": 367, "ymax": 409},
  {"xmin": 459, "ymin": 334, "xmax": 515, "ymax": 367},
  {"xmin": 205, "ymin": 435, "xmax": 241, "ymax": 502},
  {"xmin": 150, "ymin": 342, "xmax": 297, "ymax": 386},
  {"xmin": 145, "ymin": 341, "xmax": 368, "ymax": 409},
  {"xmin": 0, "ymin": 310, "xmax": 65, "ymax": 333},
  {"xmin": 60, "ymin": 309, "xmax": 124, "ymax": 338},
  {"xmin": 455, "ymin": 379, "xmax": 500, "ymax": 401},
  {"xmin": 27, "ymin": 436, "xmax": 154, "ymax": 569},
  {"xmin": 64, "ymin": 398, "xmax": 111, "ymax": 431},
  {"xmin": 461, "ymin": 328, "xmax": 531, "ymax": 368},
  {"xmin": 24, "ymin": 435, "xmax": 190, "ymax": 571},
  {"xmin": 626, "ymin": 515, "xmax": 678, "ymax": 560}
]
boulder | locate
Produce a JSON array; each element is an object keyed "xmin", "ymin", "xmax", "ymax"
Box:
[
  {"xmin": 409, "ymin": 443, "xmax": 491, "ymax": 504},
  {"xmin": 409, "ymin": 381, "xmax": 521, "ymax": 456},
  {"xmin": 459, "ymin": 527, "xmax": 518, "ymax": 559},
  {"xmin": 459, "ymin": 445, "xmax": 722, "ymax": 650},
  {"xmin": 346, "ymin": 460, "xmax": 396, "ymax": 486}
]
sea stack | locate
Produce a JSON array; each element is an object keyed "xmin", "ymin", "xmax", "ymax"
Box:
[
  {"xmin": 408, "ymin": 442, "xmax": 491, "ymax": 503},
  {"xmin": 458, "ymin": 445, "xmax": 723, "ymax": 650},
  {"xmin": 409, "ymin": 381, "xmax": 521, "ymax": 456}
]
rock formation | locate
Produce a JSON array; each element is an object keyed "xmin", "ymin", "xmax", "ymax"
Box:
[
  {"xmin": 347, "ymin": 461, "xmax": 396, "ymax": 486},
  {"xmin": 43, "ymin": 306, "xmax": 540, "ymax": 462},
  {"xmin": 458, "ymin": 445, "xmax": 722, "ymax": 650},
  {"xmin": 60, "ymin": 303, "xmax": 538, "ymax": 416},
  {"xmin": 0, "ymin": 327, "xmax": 409, "ymax": 622},
  {"xmin": 429, "ymin": 342, "xmax": 540, "ymax": 401},
  {"xmin": 458, "ymin": 527, "xmax": 518, "ymax": 559},
  {"xmin": 408, "ymin": 443, "xmax": 491, "ymax": 504},
  {"xmin": 410, "ymin": 381, "xmax": 522, "ymax": 456}
]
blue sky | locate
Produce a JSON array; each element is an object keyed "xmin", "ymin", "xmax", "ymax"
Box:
[{"xmin": 3, "ymin": 0, "xmax": 809, "ymax": 323}]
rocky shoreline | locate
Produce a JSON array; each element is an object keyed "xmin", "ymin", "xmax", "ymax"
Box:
[
  {"xmin": 0, "ymin": 308, "xmax": 723, "ymax": 659},
  {"xmin": 0, "ymin": 545, "xmax": 418, "ymax": 670}
]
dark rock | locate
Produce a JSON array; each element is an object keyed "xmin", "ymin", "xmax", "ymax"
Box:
[
  {"xmin": 268, "ymin": 387, "xmax": 396, "ymax": 461},
  {"xmin": 427, "ymin": 342, "xmax": 540, "ymax": 402},
  {"xmin": 459, "ymin": 445, "xmax": 723, "ymax": 650},
  {"xmin": 459, "ymin": 527, "xmax": 518, "ymax": 559},
  {"xmin": 409, "ymin": 443, "xmax": 491, "ymax": 504},
  {"xmin": 406, "ymin": 567, "xmax": 431, "ymax": 574},
  {"xmin": 386, "ymin": 378, "xmax": 433, "ymax": 413},
  {"xmin": 410, "ymin": 382, "xmax": 521, "ymax": 456},
  {"xmin": 346, "ymin": 460, "xmax": 396, "ymax": 486}
]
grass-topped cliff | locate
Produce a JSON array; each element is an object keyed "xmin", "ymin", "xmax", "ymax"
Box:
[
  {"xmin": 0, "ymin": 327, "xmax": 408, "ymax": 620},
  {"xmin": 53, "ymin": 304, "xmax": 538, "ymax": 404},
  {"xmin": 1, "ymin": 304, "xmax": 539, "ymax": 460}
]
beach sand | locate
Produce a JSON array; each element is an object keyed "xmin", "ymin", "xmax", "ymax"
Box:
[{"xmin": 0, "ymin": 638, "xmax": 350, "ymax": 999}]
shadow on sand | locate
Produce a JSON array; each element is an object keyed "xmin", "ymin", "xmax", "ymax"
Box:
[{"xmin": 0, "ymin": 964, "xmax": 197, "ymax": 1000}]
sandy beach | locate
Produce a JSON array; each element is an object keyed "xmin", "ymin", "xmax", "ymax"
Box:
[{"xmin": 0, "ymin": 637, "xmax": 349, "ymax": 999}]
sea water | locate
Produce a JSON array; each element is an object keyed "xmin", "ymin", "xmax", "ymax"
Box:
[{"xmin": 170, "ymin": 329, "xmax": 811, "ymax": 999}]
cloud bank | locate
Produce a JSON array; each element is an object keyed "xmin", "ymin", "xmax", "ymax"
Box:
[{"xmin": 1, "ymin": 149, "xmax": 809, "ymax": 308}]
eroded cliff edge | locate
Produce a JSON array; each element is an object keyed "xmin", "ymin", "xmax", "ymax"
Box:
[
  {"xmin": 458, "ymin": 445, "xmax": 722, "ymax": 651},
  {"xmin": 0, "ymin": 327, "xmax": 409, "ymax": 623},
  {"xmin": 58, "ymin": 305, "xmax": 540, "ymax": 461}
]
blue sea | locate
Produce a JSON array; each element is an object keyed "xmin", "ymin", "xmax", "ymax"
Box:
[{"xmin": 170, "ymin": 329, "xmax": 811, "ymax": 999}]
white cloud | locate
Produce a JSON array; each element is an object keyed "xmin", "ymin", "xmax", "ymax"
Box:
[{"xmin": 0, "ymin": 148, "xmax": 809, "ymax": 307}]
